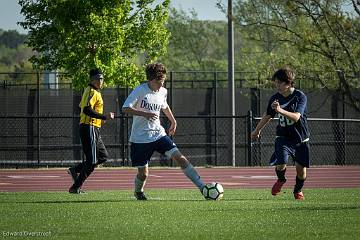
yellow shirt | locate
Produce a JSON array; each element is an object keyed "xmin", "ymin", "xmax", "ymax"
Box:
[{"xmin": 79, "ymin": 85, "xmax": 104, "ymax": 128}]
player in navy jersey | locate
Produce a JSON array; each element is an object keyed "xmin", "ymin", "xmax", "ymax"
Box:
[
  {"xmin": 251, "ymin": 66, "xmax": 310, "ymax": 200},
  {"xmin": 122, "ymin": 63, "xmax": 205, "ymax": 200}
]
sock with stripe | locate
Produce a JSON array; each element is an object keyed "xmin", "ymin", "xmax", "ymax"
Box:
[{"xmin": 182, "ymin": 163, "xmax": 205, "ymax": 190}]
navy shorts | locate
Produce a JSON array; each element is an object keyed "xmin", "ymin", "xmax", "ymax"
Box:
[
  {"xmin": 130, "ymin": 136, "xmax": 178, "ymax": 167},
  {"xmin": 269, "ymin": 137, "xmax": 310, "ymax": 168}
]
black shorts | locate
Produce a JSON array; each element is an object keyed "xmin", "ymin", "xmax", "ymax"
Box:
[{"xmin": 79, "ymin": 124, "xmax": 108, "ymax": 165}]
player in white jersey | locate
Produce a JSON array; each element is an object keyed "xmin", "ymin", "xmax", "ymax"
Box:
[{"xmin": 122, "ymin": 63, "xmax": 205, "ymax": 200}]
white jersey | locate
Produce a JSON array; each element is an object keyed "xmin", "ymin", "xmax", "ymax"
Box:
[{"xmin": 122, "ymin": 83, "xmax": 168, "ymax": 143}]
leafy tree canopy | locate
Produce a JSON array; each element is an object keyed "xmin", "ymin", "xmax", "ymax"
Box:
[
  {"xmin": 19, "ymin": 0, "xmax": 170, "ymax": 89},
  {"xmin": 160, "ymin": 8, "xmax": 228, "ymax": 71},
  {"xmin": 0, "ymin": 30, "xmax": 27, "ymax": 49},
  {"xmin": 220, "ymin": 0, "xmax": 360, "ymax": 110},
  {"xmin": 0, "ymin": 30, "xmax": 34, "ymax": 83}
]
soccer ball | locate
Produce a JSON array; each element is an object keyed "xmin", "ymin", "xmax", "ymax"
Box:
[{"xmin": 202, "ymin": 182, "xmax": 224, "ymax": 200}]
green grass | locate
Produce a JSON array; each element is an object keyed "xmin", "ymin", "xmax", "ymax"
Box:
[{"xmin": 0, "ymin": 189, "xmax": 359, "ymax": 240}]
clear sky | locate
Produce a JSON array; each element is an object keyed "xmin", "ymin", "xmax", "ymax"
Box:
[{"xmin": 0, "ymin": 0, "xmax": 226, "ymax": 34}]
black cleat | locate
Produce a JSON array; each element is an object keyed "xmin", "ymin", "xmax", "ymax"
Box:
[
  {"xmin": 67, "ymin": 167, "xmax": 78, "ymax": 183},
  {"xmin": 69, "ymin": 187, "xmax": 86, "ymax": 194},
  {"xmin": 134, "ymin": 192, "xmax": 147, "ymax": 200}
]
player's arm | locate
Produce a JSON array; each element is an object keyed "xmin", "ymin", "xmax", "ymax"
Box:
[
  {"xmin": 122, "ymin": 107, "xmax": 158, "ymax": 121},
  {"xmin": 251, "ymin": 112, "xmax": 272, "ymax": 140},
  {"xmin": 83, "ymin": 107, "xmax": 113, "ymax": 120},
  {"xmin": 162, "ymin": 106, "xmax": 177, "ymax": 136},
  {"xmin": 83, "ymin": 93, "xmax": 114, "ymax": 120},
  {"xmin": 121, "ymin": 89, "xmax": 158, "ymax": 121},
  {"xmin": 271, "ymin": 100, "xmax": 301, "ymax": 122}
]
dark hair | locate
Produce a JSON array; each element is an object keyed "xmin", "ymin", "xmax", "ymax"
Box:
[
  {"xmin": 272, "ymin": 66, "xmax": 295, "ymax": 86},
  {"xmin": 145, "ymin": 63, "xmax": 167, "ymax": 81},
  {"xmin": 89, "ymin": 68, "xmax": 103, "ymax": 79}
]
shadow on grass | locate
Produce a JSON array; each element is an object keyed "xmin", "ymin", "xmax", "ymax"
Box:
[
  {"xmin": 3, "ymin": 199, "xmax": 136, "ymax": 204},
  {"xmin": 0, "ymin": 197, "xmax": 269, "ymax": 204},
  {"xmin": 286, "ymin": 205, "xmax": 360, "ymax": 211}
]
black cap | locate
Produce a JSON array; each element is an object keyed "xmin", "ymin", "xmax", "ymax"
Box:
[{"xmin": 89, "ymin": 68, "xmax": 103, "ymax": 78}]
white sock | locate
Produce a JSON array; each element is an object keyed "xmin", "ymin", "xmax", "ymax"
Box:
[
  {"xmin": 134, "ymin": 176, "xmax": 146, "ymax": 193},
  {"xmin": 182, "ymin": 164, "xmax": 205, "ymax": 190}
]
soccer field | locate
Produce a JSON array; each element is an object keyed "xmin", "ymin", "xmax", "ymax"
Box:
[{"xmin": 1, "ymin": 189, "xmax": 359, "ymax": 240}]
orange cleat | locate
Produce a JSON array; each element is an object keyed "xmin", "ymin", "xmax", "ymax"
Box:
[
  {"xmin": 271, "ymin": 180, "xmax": 286, "ymax": 196},
  {"xmin": 294, "ymin": 191, "xmax": 305, "ymax": 200}
]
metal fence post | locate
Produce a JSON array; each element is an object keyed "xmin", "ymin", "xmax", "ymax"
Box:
[
  {"xmin": 125, "ymin": 86, "xmax": 130, "ymax": 166},
  {"xmin": 247, "ymin": 110, "xmax": 253, "ymax": 166},
  {"xmin": 169, "ymin": 71, "xmax": 173, "ymax": 109},
  {"xmin": 214, "ymin": 72, "xmax": 218, "ymax": 166},
  {"xmin": 120, "ymin": 115, "xmax": 125, "ymax": 166},
  {"xmin": 36, "ymin": 70, "xmax": 40, "ymax": 164}
]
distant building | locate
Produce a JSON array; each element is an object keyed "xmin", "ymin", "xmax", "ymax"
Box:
[{"xmin": 44, "ymin": 71, "xmax": 58, "ymax": 89}]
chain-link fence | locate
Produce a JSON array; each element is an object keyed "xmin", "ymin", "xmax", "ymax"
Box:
[
  {"xmin": 1, "ymin": 71, "xmax": 360, "ymax": 167},
  {"xmin": 0, "ymin": 115, "xmax": 249, "ymax": 167},
  {"xmin": 1, "ymin": 114, "xmax": 359, "ymax": 167},
  {"xmin": 250, "ymin": 117, "xmax": 360, "ymax": 166}
]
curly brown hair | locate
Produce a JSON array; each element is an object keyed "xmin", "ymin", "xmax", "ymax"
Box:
[
  {"xmin": 145, "ymin": 63, "xmax": 167, "ymax": 81},
  {"xmin": 272, "ymin": 66, "xmax": 295, "ymax": 86}
]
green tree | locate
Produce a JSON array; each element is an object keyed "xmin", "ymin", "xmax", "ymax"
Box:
[
  {"xmin": 160, "ymin": 8, "xmax": 262, "ymax": 87},
  {"xmin": 19, "ymin": 0, "xmax": 170, "ymax": 89},
  {"xmin": 0, "ymin": 30, "xmax": 34, "ymax": 83},
  {"xmin": 0, "ymin": 30, "xmax": 27, "ymax": 49},
  {"xmin": 226, "ymin": 0, "xmax": 360, "ymax": 111},
  {"xmin": 161, "ymin": 8, "xmax": 228, "ymax": 71}
]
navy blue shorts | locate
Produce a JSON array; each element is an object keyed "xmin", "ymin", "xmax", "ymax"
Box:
[
  {"xmin": 269, "ymin": 137, "xmax": 310, "ymax": 168},
  {"xmin": 130, "ymin": 136, "xmax": 178, "ymax": 167}
]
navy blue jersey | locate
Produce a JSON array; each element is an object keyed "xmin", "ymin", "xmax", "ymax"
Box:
[{"xmin": 266, "ymin": 89, "xmax": 310, "ymax": 143}]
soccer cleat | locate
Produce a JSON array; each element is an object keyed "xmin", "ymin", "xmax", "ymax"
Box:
[
  {"xmin": 294, "ymin": 191, "xmax": 305, "ymax": 200},
  {"xmin": 67, "ymin": 167, "xmax": 78, "ymax": 183},
  {"xmin": 134, "ymin": 192, "xmax": 147, "ymax": 200},
  {"xmin": 69, "ymin": 187, "xmax": 86, "ymax": 194},
  {"xmin": 271, "ymin": 180, "xmax": 286, "ymax": 196}
]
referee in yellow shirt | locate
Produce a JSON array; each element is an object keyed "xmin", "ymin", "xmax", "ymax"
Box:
[{"xmin": 68, "ymin": 68, "xmax": 114, "ymax": 194}]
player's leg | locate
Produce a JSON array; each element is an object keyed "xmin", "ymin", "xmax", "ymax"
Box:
[
  {"xmin": 70, "ymin": 161, "xmax": 95, "ymax": 194},
  {"xmin": 134, "ymin": 166, "xmax": 149, "ymax": 200},
  {"xmin": 67, "ymin": 127, "xmax": 87, "ymax": 182},
  {"xmin": 271, "ymin": 164, "xmax": 287, "ymax": 196},
  {"xmin": 131, "ymin": 142, "xmax": 154, "ymax": 200},
  {"xmin": 293, "ymin": 162, "xmax": 306, "ymax": 200},
  {"xmin": 155, "ymin": 136, "xmax": 205, "ymax": 191},
  {"xmin": 71, "ymin": 163, "xmax": 84, "ymax": 174},
  {"xmin": 69, "ymin": 125, "xmax": 97, "ymax": 194},
  {"xmin": 275, "ymin": 164, "xmax": 287, "ymax": 182},
  {"xmin": 171, "ymin": 151, "xmax": 205, "ymax": 191},
  {"xmin": 270, "ymin": 137, "xmax": 290, "ymax": 196},
  {"xmin": 69, "ymin": 133, "xmax": 108, "ymax": 183},
  {"xmin": 293, "ymin": 142, "xmax": 310, "ymax": 200},
  {"xmin": 67, "ymin": 163, "xmax": 82, "ymax": 183},
  {"xmin": 95, "ymin": 134, "xmax": 109, "ymax": 166}
]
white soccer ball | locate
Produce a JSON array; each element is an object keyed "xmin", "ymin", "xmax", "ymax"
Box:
[{"xmin": 202, "ymin": 182, "xmax": 224, "ymax": 200}]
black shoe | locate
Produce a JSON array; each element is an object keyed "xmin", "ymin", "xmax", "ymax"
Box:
[
  {"xmin": 67, "ymin": 167, "xmax": 78, "ymax": 183},
  {"xmin": 69, "ymin": 187, "xmax": 86, "ymax": 194},
  {"xmin": 134, "ymin": 192, "xmax": 147, "ymax": 200}
]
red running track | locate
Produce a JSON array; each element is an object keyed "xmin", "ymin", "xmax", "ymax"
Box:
[{"xmin": 0, "ymin": 166, "xmax": 359, "ymax": 192}]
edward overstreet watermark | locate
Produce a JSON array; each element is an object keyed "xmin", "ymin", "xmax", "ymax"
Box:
[{"xmin": 2, "ymin": 230, "xmax": 51, "ymax": 237}]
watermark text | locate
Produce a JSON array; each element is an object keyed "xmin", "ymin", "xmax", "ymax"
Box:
[{"xmin": 2, "ymin": 231, "xmax": 51, "ymax": 237}]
